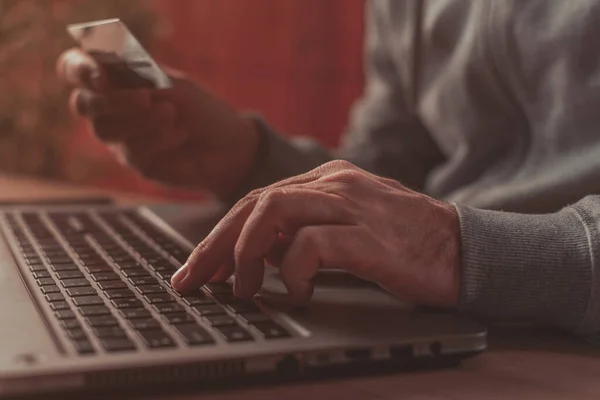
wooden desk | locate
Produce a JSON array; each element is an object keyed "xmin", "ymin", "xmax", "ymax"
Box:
[{"xmin": 2, "ymin": 174, "xmax": 600, "ymax": 400}]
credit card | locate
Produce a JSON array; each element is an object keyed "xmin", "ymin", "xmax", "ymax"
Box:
[{"xmin": 67, "ymin": 18, "xmax": 171, "ymax": 89}]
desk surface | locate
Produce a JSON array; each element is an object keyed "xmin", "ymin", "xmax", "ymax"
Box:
[{"xmin": 2, "ymin": 174, "xmax": 599, "ymax": 400}]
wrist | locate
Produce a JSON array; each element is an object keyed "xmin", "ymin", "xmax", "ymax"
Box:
[
  {"xmin": 213, "ymin": 116, "xmax": 263, "ymax": 199},
  {"xmin": 430, "ymin": 200, "xmax": 462, "ymax": 308}
]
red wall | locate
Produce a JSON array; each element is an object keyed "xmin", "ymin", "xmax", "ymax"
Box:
[
  {"xmin": 152, "ymin": 0, "xmax": 365, "ymax": 146},
  {"xmin": 67, "ymin": 0, "xmax": 366, "ymax": 196}
]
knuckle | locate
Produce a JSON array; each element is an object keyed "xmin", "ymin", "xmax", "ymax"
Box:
[
  {"xmin": 322, "ymin": 159, "xmax": 356, "ymax": 172},
  {"xmin": 329, "ymin": 169, "xmax": 364, "ymax": 185},
  {"xmin": 256, "ymin": 189, "xmax": 287, "ymax": 214},
  {"xmin": 295, "ymin": 226, "xmax": 321, "ymax": 250},
  {"xmin": 246, "ymin": 188, "xmax": 265, "ymax": 201}
]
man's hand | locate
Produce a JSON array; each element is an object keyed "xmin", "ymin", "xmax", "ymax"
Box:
[
  {"xmin": 56, "ymin": 49, "xmax": 260, "ymax": 198},
  {"xmin": 171, "ymin": 160, "xmax": 462, "ymax": 309}
]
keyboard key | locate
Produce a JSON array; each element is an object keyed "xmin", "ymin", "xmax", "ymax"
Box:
[
  {"xmin": 36, "ymin": 277, "xmax": 55, "ymax": 286},
  {"xmin": 61, "ymin": 319, "xmax": 81, "ymax": 330},
  {"xmin": 55, "ymin": 270, "xmax": 84, "ymax": 280},
  {"xmin": 154, "ymin": 303, "xmax": 185, "ymax": 314},
  {"xmin": 110, "ymin": 255, "xmax": 136, "ymax": 264},
  {"xmin": 97, "ymin": 280, "xmax": 128, "ymax": 290},
  {"xmin": 66, "ymin": 328, "xmax": 87, "ymax": 340},
  {"xmin": 183, "ymin": 292, "xmax": 216, "ymax": 306},
  {"xmin": 72, "ymin": 296, "xmax": 104, "ymax": 306},
  {"xmin": 156, "ymin": 271, "xmax": 173, "ymax": 280},
  {"xmin": 82, "ymin": 259, "xmax": 110, "ymax": 268},
  {"xmin": 239, "ymin": 313, "xmax": 272, "ymax": 324},
  {"xmin": 144, "ymin": 293, "xmax": 175, "ymax": 304},
  {"xmin": 252, "ymin": 322, "xmax": 290, "ymax": 339},
  {"xmin": 51, "ymin": 263, "xmax": 79, "ymax": 272},
  {"xmin": 43, "ymin": 249, "xmax": 68, "ymax": 257},
  {"xmin": 122, "ymin": 269, "xmax": 150, "ymax": 278},
  {"xmin": 215, "ymin": 325, "xmax": 253, "ymax": 342},
  {"xmin": 104, "ymin": 289, "xmax": 136, "ymax": 299},
  {"xmin": 213, "ymin": 293, "xmax": 237, "ymax": 303},
  {"xmin": 85, "ymin": 264, "xmax": 113, "ymax": 273},
  {"xmin": 46, "ymin": 293, "xmax": 65, "ymax": 302},
  {"xmin": 28, "ymin": 263, "xmax": 47, "ymax": 272},
  {"xmin": 129, "ymin": 276, "xmax": 156, "ymax": 286},
  {"xmin": 85, "ymin": 315, "xmax": 119, "ymax": 327},
  {"xmin": 137, "ymin": 329, "xmax": 176, "ymax": 348},
  {"xmin": 41, "ymin": 285, "xmax": 61, "ymax": 294},
  {"xmin": 66, "ymin": 287, "xmax": 97, "ymax": 297},
  {"xmin": 50, "ymin": 300, "xmax": 70, "ymax": 311},
  {"xmin": 47, "ymin": 256, "xmax": 74, "ymax": 264},
  {"xmin": 74, "ymin": 339, "xmax": 95, "ymax": 354},
  {"xmin": 93, "ymin": 326, "xmax": 128, "ymax": 338},
  {"xmin": 60, "ymin": 278, "xmax": 91, "ymax": 288},
  {"xmin": 55, "ymin": 310, "xmax": 76, "ymax": 320},
  {"xmin": 193, "ymin": 305, "xmax": 226, "ymax": 316},
  {"xmin": 136, "ymin": 284, "xmax": 166, "ymax": 294},
  {"xmin": 204, "ymin": 314, "xmax": 237, "ymax": 327},
  {"xmin": 172, "ymin": 324, "xmax": 214, "ymax": 346},
  {"xmin": 100, "ymin": 338, "xmax": 136, "ymax": 352},
  {"xmin": 79, "ymin": 305, "xmax": 111, "ymax": 317},
  {"xmin": 112, "ymin": 298, "xmax": 143, "ymax": 309},
  {"xmin": 77, "ymin": 254, "xmax": 103, "ymax": 262},
  {"xmin": 119, "ymin": 308, "xmax": 151, "ymax": 320},
  {"xmin": 32, "ymin": 270, "xmax": 51, "ymax": 279},
  {"xmin": 164, "ymin": 313, "xmax": 195, "ymax": 325},
  {"xmin": 226, "ymin": 301, "xmax": 260, "ymax": 314},
  {"xmin": 129, "ymin": 319, "xmax": 161, "ymax": 331},
  {"xmin": 150, "ymin": 263, "xmax": 176, "ymax": 273},
  {"xmin": 204, "ymin": 283, "xmax": 232, "ymax": 295},
  {"xmin": 91, "ymin": 272, "xmax": 120, "ymax": 282}
]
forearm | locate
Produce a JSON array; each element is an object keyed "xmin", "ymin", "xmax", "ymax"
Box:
[{"xmin": 455, "ymin": 196, "xmax": 600, "ymax": 342}]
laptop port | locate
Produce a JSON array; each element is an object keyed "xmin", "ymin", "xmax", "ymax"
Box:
[
  {"xmin": 430, "ymin": 341, "xmax": 442, "ymax": 357},
  {"xmin": 276, "ymin": 355, "xmax": 300, "ymax": 377},
  {"xmin": 389, "ymin": 344, "xmax": 413, "ymax": 361},
  {"xmin": 345, "ymin": 348, "xmax": 371, "ymax": 362}
]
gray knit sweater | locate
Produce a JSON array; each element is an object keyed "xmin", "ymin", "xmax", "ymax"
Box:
[{"xmin": 232, "ymin": 0, "xmax": 600, "ymax": 342}]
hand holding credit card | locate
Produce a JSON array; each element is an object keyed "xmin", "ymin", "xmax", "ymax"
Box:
[{"xmin": 67, "ymin": 18, "xmax": 171, "ymax": 89}]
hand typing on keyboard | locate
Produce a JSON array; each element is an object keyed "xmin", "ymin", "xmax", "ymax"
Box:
[{"xmin": 171, "ymin": 160, "xmax": 462, "ymax": 309}]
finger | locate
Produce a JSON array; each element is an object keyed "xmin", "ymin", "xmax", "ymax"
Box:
[
  {"xmin": 280, "ymin": 225, "xmax": 363, "ymax": 303},
  {"xmin": 70, "ymin": 88, "xmax": 152, "ymax": 118},
  {"xmin": 171, "ymin": 183, "xmax": 324, "ymax": 292},
  {"xmin": 210, "ymin": 262, "xmax": 235, "ymax": 283},
  {"xmin": 57, "ymin": 48, "xmax": 108, "ymax": 90},
  {"xmin": 171, "ymin": 199, "xmax": 257, "ymax": 292},
  {"xmin": 91, "ymin": 101, "xmax": 177, "ymax": 143},
  {"xmin": 265, "ymin": 233, "xmax": 293, "ymax": 267},
  {"xmin": 233, "ymin": 189, "xmax": 352, "ymax": 298}
]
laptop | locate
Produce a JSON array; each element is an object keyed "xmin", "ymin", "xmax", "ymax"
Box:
[{"xmin": 0, "ymin": 202, "xmax": 486, "ymax": 397}]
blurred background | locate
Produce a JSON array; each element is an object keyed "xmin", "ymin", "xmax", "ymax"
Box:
[{"xmin": 0, "ymin": 0, "xmax": 365, "ymax": 199}]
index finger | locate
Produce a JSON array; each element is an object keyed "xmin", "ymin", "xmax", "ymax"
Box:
[{"xmin": 56, "ymin": 48, "xmax": 108, "ymax": 90}]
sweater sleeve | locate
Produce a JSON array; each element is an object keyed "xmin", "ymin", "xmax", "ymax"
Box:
[
  {"xmin": 456, "ymin": 195, "xmax": 600, "ymax": 343},
  {"xmin": 226, "ymin": 0, "xmax": 444, "ymax": 201}
]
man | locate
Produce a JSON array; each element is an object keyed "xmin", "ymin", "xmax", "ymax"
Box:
[{"xmin": 57, "ymin": 0, "xmax": 600, "ymax": 343}]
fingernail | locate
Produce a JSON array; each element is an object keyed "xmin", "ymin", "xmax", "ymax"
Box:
[{"xmin": 171, "ymin": 263, "xmax": 188, "ymax": 289}]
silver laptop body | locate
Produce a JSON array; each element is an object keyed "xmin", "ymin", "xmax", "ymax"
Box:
[{"xmin": 0, "ymin": 203, "xmax": 486, "ymax": 398}]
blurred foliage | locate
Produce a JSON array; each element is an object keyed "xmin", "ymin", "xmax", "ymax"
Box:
[{"xmin": 0, "ymin": 0, "xmax": 157, "ymax": 178}]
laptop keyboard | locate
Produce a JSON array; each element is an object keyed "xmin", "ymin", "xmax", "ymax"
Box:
[{"xmin": 3, "ymin": 210, "xmax": 291, "ymax": 356}]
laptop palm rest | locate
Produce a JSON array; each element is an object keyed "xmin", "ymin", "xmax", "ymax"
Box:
[{"xmin": 0, "ymin": 238, "xmax": 62, "ymax": 374}]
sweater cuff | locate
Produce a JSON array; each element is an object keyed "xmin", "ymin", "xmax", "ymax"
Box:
[
  {"xmin": 224, "ymin": 114, "xmax": 331, "ymax": 203},
  {"xmin": 455, "ymin": 203, "xmax": 592, "ymax": 333}
]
